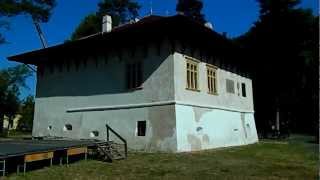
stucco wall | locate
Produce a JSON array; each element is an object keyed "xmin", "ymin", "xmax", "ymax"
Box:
[
  {"xmin": 173, "ymin": 52, "xmax": 258, "ymax": 151},
  {"xmin": 33, "ymin": 44, "xmax": 177, "ymax": 151},
  {"xmin": 33, "ymin": 47, "xmax": 258, "ymax": 152},
  {"xmin": 173, "ymin": 52, "xmax": 254, "ymax": 112},
  {"xmin": 175, "ymin": 105, "xmax": 258, "ymax": 152}
]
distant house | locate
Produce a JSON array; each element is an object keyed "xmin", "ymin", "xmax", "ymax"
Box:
[
  {"xmin": 8, "ymin": 15, "xmax": 258, "ymax": 152},
  {"xmin": 2, "ymin": 115, "xmax": 22, "ymax": 130}
]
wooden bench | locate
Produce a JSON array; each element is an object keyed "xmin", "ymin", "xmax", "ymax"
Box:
[
  {"xmin": 62, "ymin": 147, "xmax": 88, "ymax": 166},
  {"xmin": 17, "ymin": 151, "xmax": 54, "ymax": 175}
]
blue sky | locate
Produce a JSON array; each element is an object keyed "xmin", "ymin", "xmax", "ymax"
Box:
[{"xmin": 0, "ymin": 0, "xmax": 318, "ymax": 99}]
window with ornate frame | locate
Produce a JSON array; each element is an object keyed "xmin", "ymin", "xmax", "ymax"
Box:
[
  {"xmin": 207, "ymin": 65, "xmax": 218, "ymax": 95},
  {"xmin": 186, "ymin": 58, "xmax": 199, "ymax": 91}
]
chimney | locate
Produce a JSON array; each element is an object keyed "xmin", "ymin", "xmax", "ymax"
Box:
[{"xmin": 102, "ymin": 15, "xmax": 112, "ymax": 33}]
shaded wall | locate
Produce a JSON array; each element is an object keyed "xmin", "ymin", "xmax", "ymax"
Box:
[{"xmin": 33, "ymin": 44, "xmax": 177, "ymax": 151}]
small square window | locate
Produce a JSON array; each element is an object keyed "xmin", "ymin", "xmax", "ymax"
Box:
[
  {"xmin": 226, "ymin": 79, "xmax": 235, "ymax": 94},
  {"xmin": 137, "ymin": 121, "xmax": 146, "ymax": 136}
]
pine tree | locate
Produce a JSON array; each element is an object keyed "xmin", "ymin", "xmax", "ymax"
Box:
[
  {"xmin": 176, "ymin": 0, "xmax": 206, "ymax": 24},
  {"xmin": 0, "ymin": 0, "xmax": 56, "ymax": 43},
  {"xmin": 71, "ymin": 0, "xmax": 141, "ymax": 40}
]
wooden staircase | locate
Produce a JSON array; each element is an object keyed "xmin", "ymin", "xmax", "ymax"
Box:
[
  {"xmin": 96, "ymin": 141, "xmax": 126, "ymax": 162},
  {"xmin": 95, "ymin": 125, "xmax": 127, "ymax": 162}
]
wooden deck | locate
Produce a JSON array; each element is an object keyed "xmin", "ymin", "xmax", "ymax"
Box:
[{"xmin": 0, "ymin": 139, "xmax": 97, "ymax": 176}]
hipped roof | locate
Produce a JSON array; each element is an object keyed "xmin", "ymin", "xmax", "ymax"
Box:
[{"xmin": 7, "ymin": 15, "xmax": 238, "ymax": 65}]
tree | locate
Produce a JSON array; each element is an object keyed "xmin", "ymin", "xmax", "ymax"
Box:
[
  {"xmin": 0, "ymin": 65, "xmax": 32, "ymax": 134},
  {"xmin": 71, "ymin": 0, "xmax": 141, "ymax": 40},
  {"xmin": 176, "ymin": 0, "xmax": 206, "ymax": 24},
  {"xmin": 18, "ymin": 95, "xmax": 35, "ymax": 132},
  {"xmin": 236, "ymin": 0, "xmax": 318, "ymax": 138},
  {"xmin": 0, "ymin": 0, "xmax": 56, "ymax": 43},
  {"xmin": 257, "ymin": 0, "xmax": 300, "ymax": 16},
  {"xmin": 70, "ymin": 14, "xmax": 101, "ymax": 41}
]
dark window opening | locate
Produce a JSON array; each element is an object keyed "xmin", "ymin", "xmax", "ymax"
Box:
[
  {"xmin": 49, "ymin": 64, "xmax": 54, "ymax": 74},
  {"xmin": 58, "ymin": 63, "xmax": 63, "ymax": 72},
  {"xmin": 126, "ymin": 62, "xmax": 143, "ymax": 89},
  {"xmin": 91, "ymin": 131, "xmax": 99, "ymax": 137},
  {"xmin": 241, "ymin": 83, "xmax": 247, "ymax": 97},
  {"xmin": 64, "ymin": 124, "xmax": 72, "ymax": 131},
  {"xmin": 137, "ymin": 121, "xmax": 146, "ymax": 136},
  {"xmin": 38, "ymin": 66, "xmax": 44, "ymax": 77}
]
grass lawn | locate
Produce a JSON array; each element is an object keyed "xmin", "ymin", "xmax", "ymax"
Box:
[
  {"xmin": 5, "ymin": 135, "xmax": 318, "ymax": 180},
  {"xmin": 0, "ymin": 130, "xmax": 32, "ymax": 140}
]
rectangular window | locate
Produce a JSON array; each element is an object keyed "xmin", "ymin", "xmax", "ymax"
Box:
[
  {"xmin": 186, "ymin": 59, "xmax": 199, "ymax": 91},
  {"xmin": 241, "ymin": 83, "xmax": 247, "ymax": 97},
  {"xmin": 137, "ymin": 121, "xmax": 146, "ymax": 136},
  {"xmin": 126, "ymin": 62, "xmax": 142, "ymax": 89},
  {"xmin": 226, "ymin": 79, "xmax": 235, "ymax": 94},
  {"xmin": 207, "ymin": 65, "xmax": 218, "ymax": 94}
]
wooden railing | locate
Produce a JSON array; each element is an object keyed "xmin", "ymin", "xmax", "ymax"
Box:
[{"xmin": 106, "ymin": 124, "xmax": 128, "ymax": 158}]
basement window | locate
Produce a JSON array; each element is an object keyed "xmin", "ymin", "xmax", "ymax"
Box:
[
  {"xmin": 126, "ymin": 62, "xmax": 143, "ymax": 90},
  {"xmin": 90, "ymin": 131, "xmax": 99, "ymax": 138},
  {"xmin": 137, "ymin": 121, "xmax": 146, "ymax": 136},
  {"xmin": 64, "ymin": 124, "xmax": 72, "ymax": 131}
]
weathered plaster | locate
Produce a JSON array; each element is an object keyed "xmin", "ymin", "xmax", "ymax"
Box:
[
  {"xmin": 33, "ymin": 44, "xmax": 177, "ymax": 151},
  {"xmin": 175, "ymin": 105, "xmax": 258, "ymax": 152},
  {"xmin": 33, "ymin": 46, "xmax": 258, "ymax": 152}
]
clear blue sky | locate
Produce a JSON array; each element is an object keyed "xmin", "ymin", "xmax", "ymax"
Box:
[{"xmin": 0, "ymin": 0, "xmax": 318, "ymax": 99}]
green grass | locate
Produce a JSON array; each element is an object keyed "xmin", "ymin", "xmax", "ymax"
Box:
[
  {"xmin": 0, "ymin": 130, "xmax": 31, "ymax": 139},
  {"xmin": 5, "ymin": 135, "xmax": 318, "ymax": 180}
]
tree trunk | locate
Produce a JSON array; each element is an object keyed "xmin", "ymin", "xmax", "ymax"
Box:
[{"xmin": 7, "ymin": 116, "xmax": 12, "ymax": 136}]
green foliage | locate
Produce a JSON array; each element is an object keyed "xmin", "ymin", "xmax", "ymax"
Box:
[
  {"xmin": 236, "ymin": 0, "xmax": 318, "ymax": 136},
  {"xmin": 0, "ymin": 0, "xmax": 56, "ymax": 22},
  {"xmin": 0, "ymin": 65, "xmax": 32, "ymax": 133},
  {"xmin": 0, "ymin": 0, "xmax": 56, "ymax": 44},
  {"xmin": 257, "ymin": 0, "xmax": 301, "ymax": 16},
  {"xmin": 70, "ymin": 14, "xmax": 101, "ymax": 41},
  {"xmin": 97, "ymin": 0, "xmax": 140, "ymax": 26},
  {"xmin": 70, "ymin": 0, "xmax": 140, "ymax": 41},
  {"xmin": 18, "ymin": 95, "xmax": 34, "ymax": 131},
  {"xmin": 176, "ymin": 0, "xmax": 206, "ymax": 24}
]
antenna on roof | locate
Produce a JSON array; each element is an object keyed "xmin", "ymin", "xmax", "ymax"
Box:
[{"xmin": 149, "ymin": 0, "xmax": 153, "ymax": 15}]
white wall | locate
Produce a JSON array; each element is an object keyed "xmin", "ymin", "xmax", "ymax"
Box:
[
  {"xmin": 33, "ymin": 44, "xmax": 178, "ymax": 151},
  {"xmin": 173, "ymin": 52, "xmax": 258, "ymax": 152},
  {"xmin": 173, "ymin": 52, "xmax": 254, "ymax": 112},
  {"xmin": 175, "ymin": 105, "xmax": 258, "ymax": 152},
  {"xmin": 33, "ymin": 47, "xmax": 258, "ymax": 152}
]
